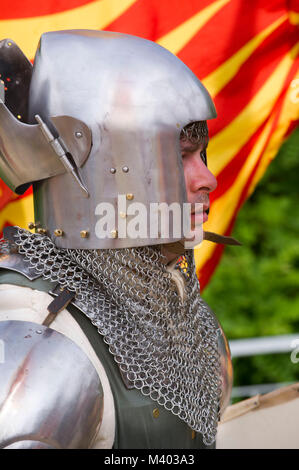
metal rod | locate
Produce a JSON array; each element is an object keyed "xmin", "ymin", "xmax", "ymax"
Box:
[
  {"xmin": 229, "ymin": 334, "xmax": 299, "ymax": 358},
  {"xmin": 35, "ymin": 114, "xmax": 89, "ymax": 196}
]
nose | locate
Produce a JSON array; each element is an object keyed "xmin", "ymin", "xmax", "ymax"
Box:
[{"xmin": 187, "ymin": 153, "xmax": 217, "ymax": 194}]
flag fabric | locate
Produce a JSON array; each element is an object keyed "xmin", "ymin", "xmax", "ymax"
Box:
[{"xmin": 0, "ymin": 0, "xmax": 298, "ymax": 289}]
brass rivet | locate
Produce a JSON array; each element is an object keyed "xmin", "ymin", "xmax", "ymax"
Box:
[
  {"xmin": 122, "ymin": 166, "xmax": 129, "ymax": 173},
  {"xmin": 37, "ymin": 228, "xmax": 47, "ymax": 235},
  {"xmin": 75, "ymin": 131, "xmax": 83, "ymax": 138},
  {"xmin": 119, "ymin": 212, "xmax": 126, "ymax": 219},
  {"xmin": 7, "ymin": 42, "xmax": 12, "ymax": 47},
  {"xmin": 191, "ymin": 430, "xmax": 196, "ymax": 440},
  {"xmin": 54, "ymin": 229, "xmax": 63, "ymax": 237},
  {"xmin": 126, "ymin": 193, "xmax": 134, "ymax": 200},
  {"xmin": 153, "ymin": 408, "xmax": 159, "ymax": 418},
  {"xmin": 17, "ymin": 115, "xmax": 21, "ymax": 120},
  {"xmin": 111, "ymin": 230, "xmax": 118, "ymax": 239},
  {"xmin": 28, "ymin": 221, "xmax": 40, "ymax": 230},
  {"xmin": 110, "ymin": 168, "xmax": 116, "ymax": 174},
  {"xmin": 80, "ymin": 230, "xmax": 89, "ymax": 238}
]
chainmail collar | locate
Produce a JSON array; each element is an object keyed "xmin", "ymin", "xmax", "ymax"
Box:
[
  {"xmin": 180, "ymin": 120, "xmax": 209, "ymax": 147},
  {"xmin": 2, "ymin": 227, "xmax": 222, "ymax": 445}
]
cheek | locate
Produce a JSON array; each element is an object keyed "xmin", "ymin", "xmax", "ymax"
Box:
[{"xmin": 182, "ymin": 161, "xmax": 193, "ymax": 195}]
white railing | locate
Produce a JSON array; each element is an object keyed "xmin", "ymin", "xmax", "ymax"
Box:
[
  {"xmin": 228, "ymin": 334, "xmax": 299, "ymax": 398},
  {"xmin": 229, "ymin": 334, "xmax": 299, "ymax": 358}
]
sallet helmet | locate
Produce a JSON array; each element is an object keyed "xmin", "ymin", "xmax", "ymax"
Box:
[{"xmin": 0, "ymin": 30, "xmax": 216, "ymax": 249}]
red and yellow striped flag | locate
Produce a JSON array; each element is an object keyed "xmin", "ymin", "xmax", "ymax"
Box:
[{"xmin": 0, "ymin": 0, "xmax": 298, "ymax": 288}]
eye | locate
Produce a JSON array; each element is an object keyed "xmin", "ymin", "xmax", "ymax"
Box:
[{"xmin": 200, "ymin": 150, "xmax": 207, "ymax": 166}]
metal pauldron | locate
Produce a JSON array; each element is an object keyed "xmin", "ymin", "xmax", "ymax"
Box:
[{"xmin": 0, "ymin": 320, "xmax": 103, "ymax": 449}]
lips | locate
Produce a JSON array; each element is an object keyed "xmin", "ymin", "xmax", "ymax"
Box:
[
  {"xmin": 190, "ymin": 207, "xmax": 209, "ymax": 223},
  {"xmin": 191, "ymin": 203, "xmax": 210, "ymax": 223},
  {"xmin": 190, "ymin": 204, "xmax": 209, "ymax": 215}
]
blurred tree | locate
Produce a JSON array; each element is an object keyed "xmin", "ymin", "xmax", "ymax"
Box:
[{"xmin": 203, "ymin": 128, "xmax": 299, "ymax": 394}]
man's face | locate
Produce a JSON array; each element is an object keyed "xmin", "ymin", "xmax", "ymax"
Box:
[{"xmin": 180, "ymin": 135, "xmax": 217, "ymax": 228}]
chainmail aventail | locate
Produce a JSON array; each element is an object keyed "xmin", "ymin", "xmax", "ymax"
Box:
[{"xmin": 2, "ymin": 228, "xmax": 222, "ymax": 445}]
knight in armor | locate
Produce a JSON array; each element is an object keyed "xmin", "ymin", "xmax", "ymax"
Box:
[{"xmin": 0, "ymin": 30, "xmax": 234, "ymax": 449}]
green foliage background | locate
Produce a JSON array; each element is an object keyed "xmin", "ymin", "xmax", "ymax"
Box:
[{"xmin": 202, "ymin": 128, "xmax": 299, "ymax": 398}]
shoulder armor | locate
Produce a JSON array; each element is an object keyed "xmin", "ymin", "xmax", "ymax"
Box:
[
  {"xmin": 0, "ymin": 252, "xmax": 41, "ymax": 281},
  {"xmin": 0, "ymin": 227, "xmax": 41, "ymax": 281},
  {"xmin": 0, "ymin": 320, "xmax": 103, "ymax": 449},
  {"xmin": 0, "ymin": 226, "xmax": 44, "ymax": 282}
]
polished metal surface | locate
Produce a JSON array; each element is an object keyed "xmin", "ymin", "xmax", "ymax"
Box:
[
  {"xmin": 0, "ymin": 39, "xmax": 32, "ymax": 123},
  {"xmin": 217, "ymin": 323, "xmax": 234, "ymax": 415},
  {"xmin": 5, "ymin": 440, "xmax": 55, "ymax": 449},
  {"xmin": 0, "ymin": 79, "xmax": 4, "ymax": 102},
  {"xmin": 51, "ymin": 115, "xmax": 91, "ymax": 168},
  {"xmin": 35, "ymin": 114, "xmax": 89, "ymax": 195},
  {"xmin": 0, "ymin": 252, "xmax": 41, "ymax": 281},
  {"xmin": 0, "ymin": 320, "xmax": 103, "ymax": 449},
  {"xmin": 0, "ymin": 100, "xmax": 91, "ymax": 194},
  {"xmin": 0, "ymin": 100, "xmax": 64, "ymax": 193},
  {"xmin": 26, "ymin": 30, "xmax": 217, "ymax": 249}
]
